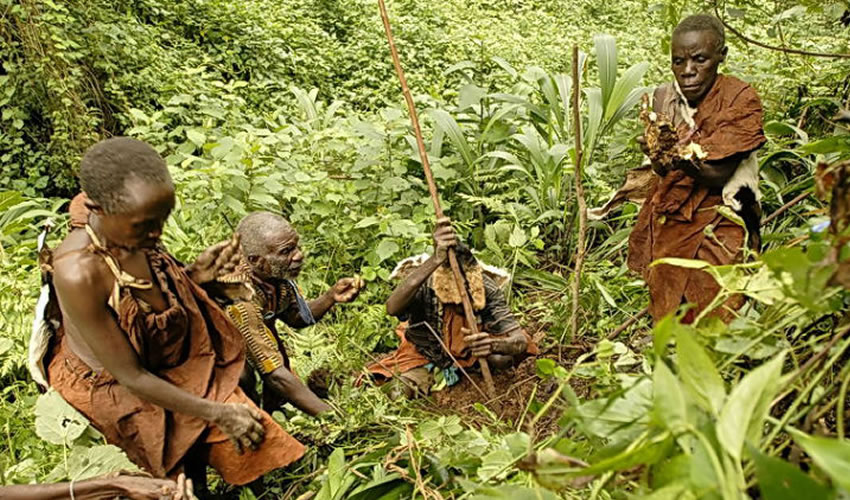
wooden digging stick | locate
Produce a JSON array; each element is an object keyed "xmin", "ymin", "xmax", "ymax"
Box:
[{"xmin": 377, "ymin": 0, "xmax": 496, "ymax": 397}]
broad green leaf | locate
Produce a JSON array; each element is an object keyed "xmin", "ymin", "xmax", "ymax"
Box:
[
  {"xmin": 348, "ymin": 475, "xmax": 408, "ymax": 500},
  {"xmin": 675, "ymin": 328, "xmax": 726, "ymax": 416},
  {"xmin": 653, "ymin": 314, "xmax": 676, "ymax": 360},
  {"xmin": 606, "ymin": 85, "xmax": 648, "ymax": 129},
  {"xmin": 419, "ymin": 420, "xmax": 443, "ymax": 443},
  {"xmin": 652, "ymin": 362, "xmax": 687, "ymax": 432},
  {"xmin": 583, "ymin": 87, "xmax": 604, "ymax": 156},
  {"xmin": 290, "ymin": 86, "xmax": 318, "ymax": 121},
  {"xmin": 748, "ymin": 444, "xmax": 832, "ymax": 500},
  {"xmin": 594, "ymin": 34, "xmax": 617, "ymax": 111},
  {"xmin": 66, "ymin": 445, "xmax": 139, "ymax": 481},
  {"xmin": 574, "ymin": 378, "xmax": 653, "ymax": 444},
  {"xmin": 210, "ymin": 137, "xmax": 235, "ymax": 159},
  {"xmin": 127, "ymin": 108, "xmax": 148, "ymax": 123},
  {"xmin": 536, "ymin": 358, "xmax": 556, "ymax": 377},
  {"xmin": 554, "ymin": 74, "xmax": 572, "ymax": 137},
  {"xmin": 604, "ymin": 63, "xmax": 649, "ymax": 123},
  {"xmin": 429, "ymin": 109, "xmax": 475, "ymax": 168},
  {"xmin": 792, "ymin": 431, "xmax": 850, "ymax": 492},
  {"xmin": 491, "ymin": 56, "xmax": 517, "ymax": 78},
  {"xmin": 508, "ymin": 225, "xmax": 527, "ymax": 248},
  {"xmin": 764, "ymin": 120, "xmax": 808, "ymax": 142},
  {"xmin": 538, "ymin": 75, "xmax": 564, "ymax": 132},
  {"xmin": 354, "ymin": 215, "xmax": 380, "ymax": 229},
  {"xmin": 477, "ymin": 449, "xmax": 513, "ymax": 481},
  {"xmin": 186, "ymin": 129, "xmax": 206, "ymax": 147},
  {"xmin": 800, "ymin": 136, "xmax": 850, "ymax": 155},
  {"xmin": 326, "ymin": 447, "xmax": 346, "ymax": 496},
  {"xmin": 35, "ymin": 390, "xmax": 89, "ymax": 446},
  {"xmin": 459, "ymin": 84, "xmax": 487, "ymax": 111},
  {"xmin": 717, "ymin": 353, "xmax": 785, "ymax": 461},
  {"xmin": 594, "ymin": 279, "xmax": 618, "ymax": 309},
  {"xmin": 503, "ymin": 432, "xmax": 530, "ymax": 458},
  {"xmin": 580, "ymin": 431, "xmax": 673, "ymax": 475},
  {"xmin": 375, "ymin": 239, "xmax": 399, "ymax": 263}
]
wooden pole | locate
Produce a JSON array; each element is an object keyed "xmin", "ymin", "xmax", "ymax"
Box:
[
  {"xmin": 565, "ymin": 45, "xmax": 588, "ymax": 359},
  {"xmin": 377, "ymin": 0, "xmax": 496, "ymax": 397}
]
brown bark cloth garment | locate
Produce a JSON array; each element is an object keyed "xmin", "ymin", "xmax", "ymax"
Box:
[
  {"xmin": 365, "ymin": 273, "xmax": 538, "ymax": 381},
  {"xmin": 627, "ymin": 75, "xmax": 766, "ymax": 322},
  {"xmin": 45, "ymin": 193, "xmax": 305, "ymax": 484}
]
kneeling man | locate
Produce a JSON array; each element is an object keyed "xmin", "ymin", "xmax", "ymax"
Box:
[{"xmin": 365, "ymin": 218, "xmax": 538, "ymax": 397}]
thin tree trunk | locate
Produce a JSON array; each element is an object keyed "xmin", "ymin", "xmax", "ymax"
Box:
[{"xmin": 565, "ymin": 46, "xmax": 588, "ymax": 359}]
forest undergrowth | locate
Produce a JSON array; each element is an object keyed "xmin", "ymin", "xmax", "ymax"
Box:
[{"xmin": 1, "ymin": 0, "xmax": 850, "ymax": 498}]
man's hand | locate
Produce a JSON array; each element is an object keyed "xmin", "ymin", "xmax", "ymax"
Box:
[
  {"xmin": 331, "ymin": 276, "xmax": 364, "ymax": 303},
  {"xmin": 212, "ymin": 403, "xmax": 265, "ymax": 454},
  {"xmin": 637, "ymin": 135, "xmax": 670, "ymax": 177},
  {"xmin": 433, "ymin": 217, "xmax": 458, "ymax": 265},
  {"xmin": 114, "ymin": 472, "xmax": 196, "ymax": 499},
  {"xmin": 186, "ymin": 234, "xmax": 242, "ymax": 285},
  {"xmin": 462, "ymin": 327, "xmax": 494, "ymax": 358}
]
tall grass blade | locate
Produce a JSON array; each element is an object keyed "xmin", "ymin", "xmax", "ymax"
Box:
[{"xmin": 594, "ymin": 34, "xmax": 618, "ymax": 110}]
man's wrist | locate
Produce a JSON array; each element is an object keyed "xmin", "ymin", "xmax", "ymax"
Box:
[
  {"xmin": 323, "ymin": 289, "xmax": 338, "ymax": 305},
  {"xmin": 90, "ymin": 477, "xmax": 126, "ymax": 496},
  {"xmin": 203, "ymin": 401, "xmax": 223, "ymax": 424}
]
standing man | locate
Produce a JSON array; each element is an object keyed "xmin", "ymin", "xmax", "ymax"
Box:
[
  {"xmin": 212, "ymin": 212, "xmax": 363, "ymax": 416},
  {"xmin": 628, "ymin": 14, "xmax": 766, "ymax": 323}
]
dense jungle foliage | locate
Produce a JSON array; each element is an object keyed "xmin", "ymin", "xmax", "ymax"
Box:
[{"xmin": 2, "ymin": 0, "xmax": 850, "ymax": 498}]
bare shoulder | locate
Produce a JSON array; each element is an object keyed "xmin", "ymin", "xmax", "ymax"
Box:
[{"xmin": 52, "ymin": 230, "xmax": 111, "ymax": 302}]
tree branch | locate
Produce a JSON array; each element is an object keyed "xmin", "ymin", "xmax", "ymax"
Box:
[{"xmin": 713, "ymin": 0, "xmax": 850, "ymax": 59}]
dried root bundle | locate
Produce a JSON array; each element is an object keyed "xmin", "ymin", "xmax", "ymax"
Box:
[{"xmin": 639, "ymin": 93, "xmax": 707, "ymax": 172}]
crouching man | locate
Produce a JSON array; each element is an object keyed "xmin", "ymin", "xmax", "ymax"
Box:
[
  {"xmin": 364, "ymin": 218, "xmax": 538, "ymax": 398},
  {"xmin": 210, "ymin": 212, "xmax": 363, "ymax": 416}
]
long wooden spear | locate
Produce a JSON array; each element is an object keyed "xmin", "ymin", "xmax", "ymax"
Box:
[{"xmin": 377, "ymin": 0, "xmax": 496, "ymax": 397}]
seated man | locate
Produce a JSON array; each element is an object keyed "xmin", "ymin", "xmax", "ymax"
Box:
[
  {"xmin": 365, "ymin": 217, "xmax": 537, "ymax": 398},
  {"xmin": 627, "ymin": 14, "xmax": 767, "ymax": 323},
  {"xmin": 37, "ymin": 138, "xmax": 304, "ymax": 487},
  {"xmin": 210, "ymin": 212, "xmax": 363, "ymax": 416}
]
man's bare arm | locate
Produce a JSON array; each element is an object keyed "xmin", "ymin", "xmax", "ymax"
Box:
[
  {"xmin": 386, "ymin": 256, "xmax": 442, "ymax": 317},
  {"xmin": 0, "ymin": 473, "xmax": 196, "ymax": 500},
  {"xmin": 387, "ymin": 217, "xmax": 456, "ymax": 317}
]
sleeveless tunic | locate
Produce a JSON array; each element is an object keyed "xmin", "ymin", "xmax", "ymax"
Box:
[{"xmin": 45, "ymin": 194, "xmax": 304, "ymax": 483}]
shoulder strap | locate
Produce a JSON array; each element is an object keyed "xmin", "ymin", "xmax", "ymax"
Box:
[{"xmin": 84, "ymin": 224, "xmax": 153, "ymax": 308}]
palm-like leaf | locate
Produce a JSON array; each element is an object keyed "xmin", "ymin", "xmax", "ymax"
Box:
[{"xmin": 428, "ymin": 109, "xmax": 475, "ymax": 168}]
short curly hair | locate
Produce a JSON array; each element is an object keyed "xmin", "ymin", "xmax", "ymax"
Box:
[
  {"xmin": 236, "ymin": 211, "xmax": 295, "ymax": 258},
  {"xmin": 673, "ymin": 14, "xmax": 726, "ymax": 50},
  {"xmin": 79, "ymin": 137, "xmax": 173, "ymax": 214}
]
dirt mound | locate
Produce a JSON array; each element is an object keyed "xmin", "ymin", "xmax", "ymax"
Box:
[{"xmin": 430, "ymin": 355, "xmax": 586, "ymax": 436}]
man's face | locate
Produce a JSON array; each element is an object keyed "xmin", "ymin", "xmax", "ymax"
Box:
[
  {"xmin": 255, "ymin": 225, "xmax": 304, "ymax": 281},
  {"xmin": 671, "ymin": 29, "xmax": 727, "ymax": 106},
  {"xmin": 91, "ymin": 177, "xmax": 175, "ymax": 250}
]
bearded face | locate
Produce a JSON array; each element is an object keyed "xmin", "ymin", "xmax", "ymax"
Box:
[{"xmin": 251, "ymin": 226, "xmax": 304, "ymax": 282}]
